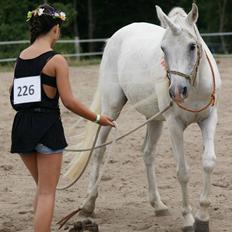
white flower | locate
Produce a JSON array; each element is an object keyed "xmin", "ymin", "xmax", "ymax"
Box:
[
  {"xmin": 38, "ymin": 8, "xmax": 44, "ymax": 16},
  {"xmin": 60, "ymin": 12, "xmax": 66, "ymax": 21},
  {"xmin": 54, "ymin": 12, "xmax": 59, "ymax": 17}
]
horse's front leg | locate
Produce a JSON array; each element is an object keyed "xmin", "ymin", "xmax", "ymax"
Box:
[
  {"xmin": 167, "ymin": 117, "xmax": 195, "ymax": 232},
  {"xmin": 195, "ymin": 109, "xmax": 218, "ymax": 232},
  {"xmin": 142, "ymin": 120, "xmax": 168, "ymax": 216}
]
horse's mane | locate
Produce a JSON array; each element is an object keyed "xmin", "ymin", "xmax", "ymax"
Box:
[
  {"xmin": 168, "ymin": 7, "xmax": 192, "ymax": 31},
  {"xmin": 168, "ymin": 7, "xmax": 187, "ymax": 18},
  {"xmin": 164, "ymin": 6, "xmax": 202, "ymax": 55},
  {"xmin": 160, "ymin": 7, "xmax": 187, "ymax": 28}
]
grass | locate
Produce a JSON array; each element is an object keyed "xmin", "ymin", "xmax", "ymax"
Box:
[{"xmin": 0, "ymin": 63, "xmax": 15, "ymax": 72}]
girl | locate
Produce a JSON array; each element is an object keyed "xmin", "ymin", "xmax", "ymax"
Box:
[{"xmin": 10, "ymin": 4, "xmax": 114, "ymax": 232}]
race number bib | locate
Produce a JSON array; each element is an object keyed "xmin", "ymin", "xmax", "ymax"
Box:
[{"xmin": 13, "ymin": 76, "xmax": 41, "ymax": 104}]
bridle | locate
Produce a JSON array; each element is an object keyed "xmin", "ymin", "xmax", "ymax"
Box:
[
  {"xmin": 165, "ymin": 30, "xmax": 216, "ymax": 113},
  {"xmin": 167, "ymin": 41, "xmax": 203, "ymax": 86}
]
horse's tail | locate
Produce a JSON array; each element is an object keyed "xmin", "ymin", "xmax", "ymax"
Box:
[{"xmin": 64, "ymin": 87, "xmax": 101, "ymax": 181}]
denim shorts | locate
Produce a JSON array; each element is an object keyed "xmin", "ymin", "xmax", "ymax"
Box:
[{"xmin": 34, "ymin": 143, "xmax": 64, "ymax": 154}]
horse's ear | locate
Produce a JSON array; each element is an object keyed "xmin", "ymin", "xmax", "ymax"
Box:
[
  {"xmin": 186, "ymin": 3, "xmax": 199, "ymax": 25},
  {"xmin": 156, "ymin": 5, "xmax": 180, "ymax": 33},
  {"xmin": 156, "ymin": 5, "xmax": 168, "ymax": 28}
]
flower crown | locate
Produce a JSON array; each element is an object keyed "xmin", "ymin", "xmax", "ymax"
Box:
[{"xmin": 27, "ymin": 8, "xmax": 66, "ymax": 22}]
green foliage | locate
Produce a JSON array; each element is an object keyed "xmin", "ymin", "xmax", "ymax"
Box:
[
  {"xmin": 0, "ymin": 0, "xmax": 77, "ymax": 60},
  {"xmin": 76, "ymin": 0, "xmax": 232, "ymax": 53},
  {"xmin": 0, "ymin": 0, "xmax": 29, "ymax": 40},
  {"xmin": 52, "ymin": 2, "xmax": 77, "ymax": 36},
  {"xmin": 0, "ymin": 0, "xmax": 231, "ymax": 62}
]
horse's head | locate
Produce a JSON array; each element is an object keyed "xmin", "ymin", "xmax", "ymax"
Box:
[{"xmin": 156, "ymin": 4, "xmax": 202, "ymax": 103}]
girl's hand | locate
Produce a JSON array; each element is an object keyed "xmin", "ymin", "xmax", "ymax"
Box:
[
  {"xmin": 160, "ymin": 57, "xmax": 168, "ymax": 71},
  {"xmin": 99, "ymin": 115, "xmax": 115, "ymax": 127}
]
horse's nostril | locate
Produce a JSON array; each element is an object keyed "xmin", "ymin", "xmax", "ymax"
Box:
[
  {"xmin": 169, "ymin": 89, "xmax": 175, "ymax": 99},
  {"xmin": 182, "ymin": 86, "xmax": 187, "ymax": 97}
]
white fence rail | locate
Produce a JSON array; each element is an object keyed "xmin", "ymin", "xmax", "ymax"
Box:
[
  {"xmin": 0, "ymin": 38, "xmax": 108, "ymax": 63},
  {"xmin": 0, "ymin": 32, "xmax": 231, "ymax": 63},
  {"xmin": 0, "ymin": 38, "xmax": 108, "ymax": 45},
  {"xmin": 201, "ymin": 32, "xmax": 232, "ymax": 37}
]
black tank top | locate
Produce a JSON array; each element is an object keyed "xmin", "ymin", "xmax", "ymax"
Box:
[
  {"xmin": 10, "ymin": 51, "xmax": 67, "ymax": 153},
  {"xmin": 10, "ymin": 50, "xmax": 59, "ymax": 111}
]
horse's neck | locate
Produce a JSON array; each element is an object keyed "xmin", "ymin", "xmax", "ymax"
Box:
[
  {"xmin": 193, "ymin": 25, "xmax": 214, "ymax": 60},
  {"xmin": 192, "ymin": 25, "xmax": 217, "ymax": 87},
  {"xmin": 194, "ymin": 43, "xmax": 217, "ymax": 99}
]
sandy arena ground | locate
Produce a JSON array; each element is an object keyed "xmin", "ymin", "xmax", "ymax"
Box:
[{"xmin": 0, "ymin": 58, "xmax": 232, "ymax": 232}]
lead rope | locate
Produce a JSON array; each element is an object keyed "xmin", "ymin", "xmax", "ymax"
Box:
[
  {"xmin": 57, "ymin": 102, "xmax": 173, "ymax": 190},
  {"xmin": 64, "ymin": 103, "xmax": 172, "ymax": 153},
  {"xmin": 56, "ymin": 103, "xmax": 173, "ymax": 229}
]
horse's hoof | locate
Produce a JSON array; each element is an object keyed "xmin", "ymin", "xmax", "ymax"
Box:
[
  {"xmin": 182, "ymin": 226, "xmax": 194, "ymax": 232},
  {"xmin": 70, "ymin": 220, "xmax": 99, "ymax": 232},
  {"xmin": 194, "ymin": 218, "xmax": 209, "ymax": 232},
  {"xmin": 73, "ymin": 221, "xmax": 83, "ymax": 231},
  {"xmin": 83, "ymin": 221, "xmax": 99, "ymax": 232},
  {"xmin": 88, "ymin": 222, "xmax": 99, "ymax": 232},
  {"xmin": 82, "ymin": 219, "xmax": 92, "ymax": 225},
  {"xmin": 155, "ymin": 208, "xmax": 169, "ymax": 217}
]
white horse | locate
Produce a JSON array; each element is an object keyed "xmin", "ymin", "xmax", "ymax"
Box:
[{"xmin": 65, "ymin": 4, "xmax": 221, "ymax": 232}]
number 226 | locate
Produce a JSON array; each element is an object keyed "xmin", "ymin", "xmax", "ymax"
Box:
[{"xmin": 17, "ymin": 85, "xmax": 35, "ymax": 97}]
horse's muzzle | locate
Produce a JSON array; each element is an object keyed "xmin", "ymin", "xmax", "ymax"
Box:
[{"xmin": 169, "ymin": 85, "xmax": 188, "ymax": 102}]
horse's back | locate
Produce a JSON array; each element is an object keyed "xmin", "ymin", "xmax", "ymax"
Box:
[
  {"xmin": 102, "ymin": 23, "xmax": 165, "ymax": 64},
  {"xmin": 101, "ymin": 23, "xmax": 164, "ymax": 69},
  {"xmin": 100, "ymin": 23, "xmax": 168, "ymax": 118},
  {"xmin": 111, "ymin": 22, "xmax": 164, "ymax": 41}
]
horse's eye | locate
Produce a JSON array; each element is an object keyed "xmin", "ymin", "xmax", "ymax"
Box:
[{"xmin": 189, "ymin": 43, "xmax": 196, "ymax": 51}]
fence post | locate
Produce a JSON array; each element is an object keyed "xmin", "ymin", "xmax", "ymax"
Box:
[{"xmin": 74, "ymin": 36, "xmax": 80, "ymax": 61}]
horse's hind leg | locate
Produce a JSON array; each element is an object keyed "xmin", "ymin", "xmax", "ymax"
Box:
[
  {"xmin": 142, "ymin": 120, "xmax": 168, "ymax": 216},
  {"xmin": 81, "ymin": 85, "xmax": 127, "ymax": 215}
]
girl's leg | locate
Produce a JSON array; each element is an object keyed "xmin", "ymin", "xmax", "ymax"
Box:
[
  {"xmin": 20, "ymin": 153, "xmax": 38, "ymax": 183},
  {"xmin": 34, "ymin": 153, "xmax": 62, "ymax": 232},
  {"xmin": 20, "ymin": 153, "xmax": 38, "ymax": 212}
]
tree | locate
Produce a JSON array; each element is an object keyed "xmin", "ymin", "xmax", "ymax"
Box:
[
  {"xmin": 0, "ymin": 0, "xmax": 77, "ymax": 59},
  {"xmin": 87, "ymin": 0, "xmax": 95, "ymax": 52},
  {"xmin": 0, "ymin": 0, "xmax": 231, "ymax": 57},
  {"xmin": 218, "ymin": 0, "xmax": 228, "ymax": 53}
]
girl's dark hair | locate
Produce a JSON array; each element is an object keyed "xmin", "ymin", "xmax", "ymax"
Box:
[{"xmin": 29, "ymin": 4, "xmax": 63, "ymax": 44}]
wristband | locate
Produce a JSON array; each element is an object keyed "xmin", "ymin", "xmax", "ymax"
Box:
[{"xmin": 94, "ymin": 114, "xmax": 101, "ymax": 124}]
